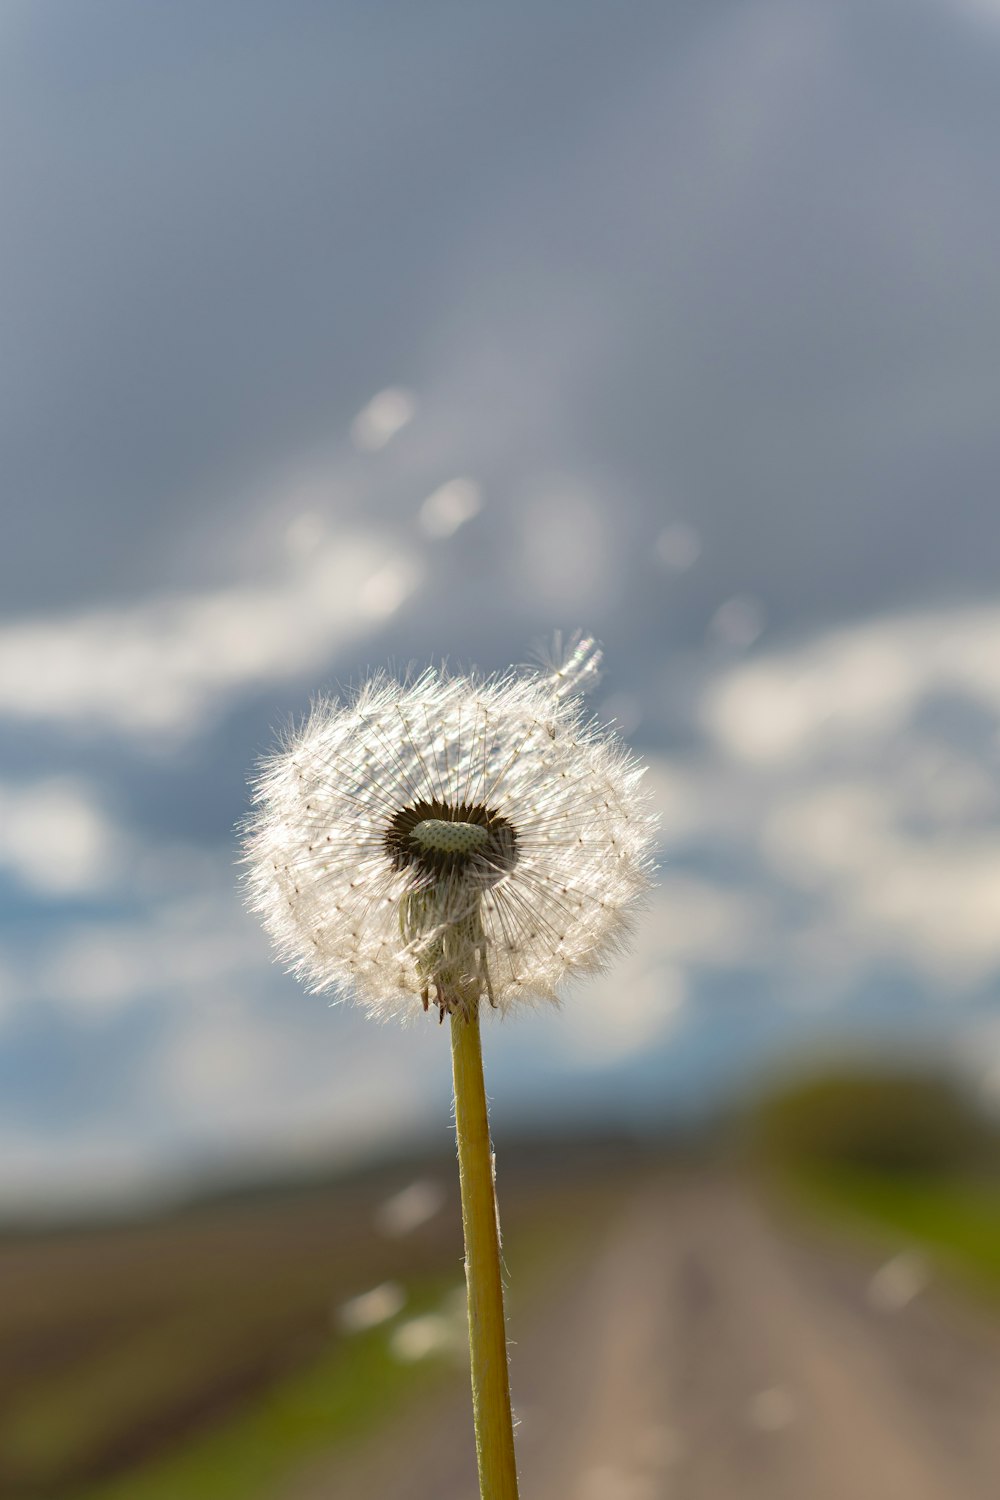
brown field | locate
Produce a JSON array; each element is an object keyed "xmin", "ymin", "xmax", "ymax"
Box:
[{"xmin": 0, "ymin": 1139, "xmax": 639, "ymax": 1500}]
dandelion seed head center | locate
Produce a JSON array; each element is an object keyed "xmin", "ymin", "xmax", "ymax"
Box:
[
  {"xmin": 410, "ymin": 819, "xmax": 490, "ymax": 856},
  {"xmin": 383, "ymin": 798, "xmax": 519, "ymax": 881}
]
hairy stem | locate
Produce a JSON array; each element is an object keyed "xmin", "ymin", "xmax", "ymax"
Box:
[{"xmin": 450, "ymin": 1004, "xmax": 520, "ymax": 1500}]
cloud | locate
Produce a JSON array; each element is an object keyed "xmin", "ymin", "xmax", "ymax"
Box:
[
  {"xmin": 681, "ymin": 603, "xmax": 1000, "ymax": 991},
  {"xmin": 150, "ymin": 997, "xmax": 438, "ymax": 1158},
  {"xmin": 563, "ymin": 947, "xmax": 686, "ymax": 1066},
  {"xmin": 0, "ymin": 876, "xmax": 449, "ymax": 1201},
  {"xmin": 9, "ymin": 596, "xmax": 1000, "ymax": 1207},
  {"xmin": 0, "ymin": 529, "xmax": 422, "ymax": 741},
  {"xmin": 0, "ymin": 778, "xmax": 123, "ymax": 896},
  {"xmin": 36, "ymin": 897, "xmax": 259, "ymax": 1020},
  {"xmin": 701, "ymin": 605, "xmax": 1000, "ymax": 765}
]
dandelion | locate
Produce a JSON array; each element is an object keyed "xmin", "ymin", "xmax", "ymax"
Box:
[
  {"xmin": 244, "ymin": 638, "xmax": 652, "ymax": 1022},
  {"xmin": 242, "ymin": 637, "xmax": 655, "ymax": 1500}
]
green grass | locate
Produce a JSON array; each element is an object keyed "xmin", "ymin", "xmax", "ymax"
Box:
[{"xmin": 789, "ymin": 1164, "xmax": 1000, "ymax": 1296}]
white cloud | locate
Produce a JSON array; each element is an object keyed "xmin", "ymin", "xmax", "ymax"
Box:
[
  {"xmin": 846, "ymin": 841, "xmax": 1000, "ymax": 984},
  {"xmin": 648, "ymin": 875, "xmax": 768, "ymax": 967},
  {"xmin": 150, "ymin": 997, "xmax": 444, "ymax": 1163},
  {"xmin": 566, "ymin": 953, "xmax": 686, "ymax": 1065},
  {"xmin": 701, "ymin": 604, "xmax": 1000, "ymax": 765},
  {"xmin": 0, "ymin": 778, "xmax": 123, "ymax": 896},
  {"xmin": 11, "ymin": 596, "xmax": 1000, "ymax": 1203},
  {"xmin": 35, "ymin": 888, "xmax": 263, "ymax": 1019},
  {"xmin": 0, "ymin": 844, "xmax": 266, "ymax": 1037},
  {"xmin": 0, "ymin": 532, "xmax": 422, "ymax": 740},
  {"xmin": 686, "ymin": 602, "xmax": 1000, "ymax": 991},
  {"xmin": 760, "ymin": 781, "xmax": 896, "ymax": 891},
  {"xmin": 526, "ymin": 879, "xmax": 760, "ymax": 1068}
]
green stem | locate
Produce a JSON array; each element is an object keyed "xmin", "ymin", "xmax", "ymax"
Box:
[{"xmin": 450, "ymin": 1005, "xmax": 520, "ymax": 1500}]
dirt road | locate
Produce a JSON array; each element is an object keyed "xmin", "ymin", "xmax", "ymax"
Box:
[{"xmin": 289, "ymin": 1178, "xmax": 1000, "ymax": 1499}]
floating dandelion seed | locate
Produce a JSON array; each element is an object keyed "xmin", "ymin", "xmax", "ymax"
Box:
[
  {"xmin": 241, "ymin": 637, "xmax": 655, "ymax": 1500},
  {"xmin": 243, "ymin": 637, "xmax": 654, "ymax": 1022}
]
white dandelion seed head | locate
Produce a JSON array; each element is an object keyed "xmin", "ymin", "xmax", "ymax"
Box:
[{"xmin": 241, "ymin": 646, "xmax": 656, "ymax": 1023}]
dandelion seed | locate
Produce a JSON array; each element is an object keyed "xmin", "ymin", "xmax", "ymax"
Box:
[
  {"xmin": 375, "ymin": 1179, "xmax": 446, "ymax": 1236},
  {"xmin": 242, "ymin": 637, "xmax": 655, "ymax": 1022},
  {"xmin": 337, "ymin": 1281, "xmax": 406, "ymax": 1333}
]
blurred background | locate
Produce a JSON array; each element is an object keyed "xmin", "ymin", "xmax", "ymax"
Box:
[{"xmin": 2, "ymin": 1, "xmax": 1000, "ymax": 1496}]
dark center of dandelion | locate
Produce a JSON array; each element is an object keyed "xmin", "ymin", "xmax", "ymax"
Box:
[{"xmin": 384, "ymin": 799, "xmax": 518, "ymax": 881}]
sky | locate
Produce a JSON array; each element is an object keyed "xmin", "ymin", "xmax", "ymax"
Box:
[{"xmin": 3, "ymin": 0, "xmax": 1000, "ymax": 1210}]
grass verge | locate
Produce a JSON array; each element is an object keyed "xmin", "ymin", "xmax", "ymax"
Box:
[
  {"xmin": 76, "ymin": 1275, "xmax": 457, "ymax": 1500},
  {"xmin": 67, "ymin": 1174, "xmax": 624, "ymax": 1500},
  {"xmin": 787, "ymin": 1164, "xmax": 1000, "ymax": 1298}
]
